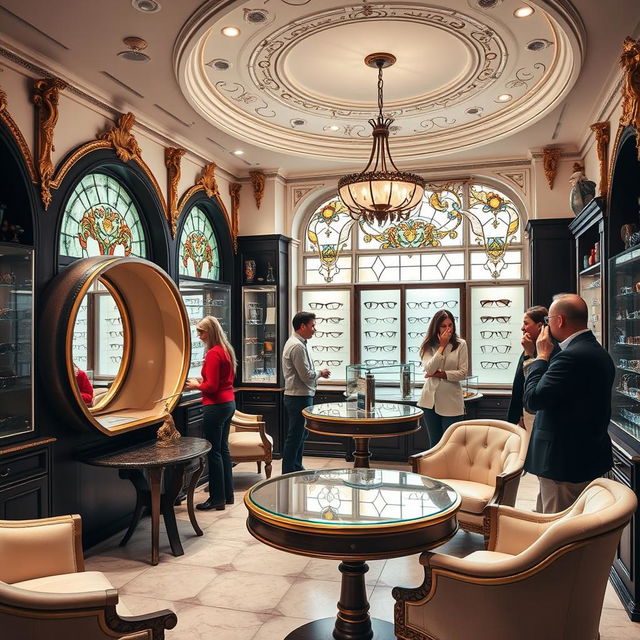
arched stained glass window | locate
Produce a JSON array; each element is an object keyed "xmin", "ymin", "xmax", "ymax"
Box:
[
  {"xmin": 59, "ymin": 173, "xmax": 147, "ymax": 258},
  {"xmin": 178, "ymin": 205, "xmax": 220, "ymax": 280}
]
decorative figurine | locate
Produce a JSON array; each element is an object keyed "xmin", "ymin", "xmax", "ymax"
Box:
[
  {"xmin": 621, "ymin": 223, "xmax": 639, "ymax": 250},
  {"xmin": 569, "ymin": 163, "xmax": 596, "ymax": 215},
  {"xmin": 156, "ymin": 399, "xmax": 181, "ymax": 445},
  {"xmin": 244, "ymin": 259, "xmax": 256, "ymax": 283},
  {"xmin": 265, "ymin": 262, "xmax": 276, "ymax": 283}
]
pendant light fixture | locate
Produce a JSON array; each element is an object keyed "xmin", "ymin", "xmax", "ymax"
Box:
[{"xmin": 338, "ymin": 53, "xmax": 425, "ymax": 225}]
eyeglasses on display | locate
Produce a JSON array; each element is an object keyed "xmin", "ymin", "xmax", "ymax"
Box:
[
  {"xmin": 75, "ymin": 331, "xmax": 87, "ymax": 338},
  {"xmin": 109, "ymin": 343, "xmax": 122, "ymax": 350},
  {"xmin": 432, "ymin": 300, "xmax": 457, "ymax": 309},
  {"xmin": 480, "ymin": 330, "xmax": 511, "ymax": 339},
  {"xmin": 108, "ymin": 330, "xmax": 124, "ymax": 338},
  {"xmin": 480, "ymin": 344, "xmax": 511, "ymax": 354},
  {"xmin": 408, "ymin": 346, "xmax": 421, "ymax": 353},
  {"xmin": 364, "ymin": 331, "xmax": 397, "ymax": 338},
  {"xmin": 364, "ymin": 317, "xmax": 397, "ymax": 324},
  {"xmin": 105, "ymin": 317, "xmax": 122, "ymax": 325},
  {"xmin": 208, "ymin": 299, "xmax": 225, "ymax": 307},
  {"xmin": 315, "ymin": 331, "xmax": 343, "ymax": 338},
  {"xmin": 363, "ymin": 345, "xmax": 396, "ymax": 352},
  {"xmin": 480, "ymin": 360, "xmax": 511, "ymax": 369},
  {"xmin": 363, "ymin": 301, "xmax": 397, "ymax": 309},
  {"xmin": 316, "ymin": 317, "xmax": 343, "ymax": 324},
  {"xmin": 110, "ymin": 355, "xmax": 122, "ymax": 363},
  {"xmin": 480, "ymin": 316, "xmax": 510, "ymax": 324},
  {"xmin": 407, "ymin": 316, "xmax": 432, "ymax": 324},
  {"xmin": 313, "ymin": 359, "xmax": 341, "ymax": 366},
  {"xmin": 309, "ymin": 302, "xmax": 344, "ymax": 310},
  {"xmin": 364, "ymin": 359, "xmax": 398, "ymax": 366},
  {"xmin": 313, "ymin": 345, "xmax": 343, "ymax": 352},
  {"xmin": 479, "ymin": 299, "xmax": 511, "ymax": 307},
  {"xmin": 408, "ymin": 331, "xmax": 425, "ymax": 338},
  {"xmin": 620, "ymin": 286, "xmax": 634, "ymax": 295},
  {"xmin": 407, "ymin": 301, "xmax": 432, "ymax": 309},
  {"xmin": 73, "ymin": 344, "xmax": 87, "ymax": 352}
]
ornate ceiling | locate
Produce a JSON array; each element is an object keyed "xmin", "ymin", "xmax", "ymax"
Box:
[{"xmin": 176, "ymin": 0, "xmax": 584, "ymax": 162}]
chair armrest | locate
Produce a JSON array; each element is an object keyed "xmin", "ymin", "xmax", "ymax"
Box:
[
  {"xmin": 234, "ymin": 410, "xmax": 262, "ymax": 421},
  {"xmin": 487, "ymin": 468, "xmax": 524, "ymax": 508},
  {"xmin": 409, "ymin": 446, "xmax": 450, "ymax": 478},
  {"xmin": 0, "ymin": 581, "xmax": 119, "ymax": 611},
  {"xmin": 232, "ymin": 417, "xmax": 261, "ymax": 431}
]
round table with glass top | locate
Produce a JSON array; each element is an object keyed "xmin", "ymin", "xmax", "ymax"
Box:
[
  {"xmin": 245, "ymin": 468, "xmax": 460, "ymax": 640},
  {"xmin": 302, "ymin": 401, "xmax": 423, "ymax": 468}
]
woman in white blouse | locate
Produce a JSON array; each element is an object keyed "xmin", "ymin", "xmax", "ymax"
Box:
[{"xmin": 418, "ymin": 310, "xmax": 469, "ymax": 447}]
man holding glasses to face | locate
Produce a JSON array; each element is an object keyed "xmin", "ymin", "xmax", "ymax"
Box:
[{"xmin": 523, "ymin": 293, "xmax": 615, "ymax": 513}]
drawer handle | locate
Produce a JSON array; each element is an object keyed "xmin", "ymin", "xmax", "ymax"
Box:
[{"xmin": 0, "ymin": 467, "xmax": 10, "ymax": 478}]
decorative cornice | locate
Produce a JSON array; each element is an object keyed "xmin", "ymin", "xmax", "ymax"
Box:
[
  {"xmin": 495, "ymin": 171, "xmax": 527, "ymax": 195},
  {"xmin": 32, "ymin": 77, "xmax": 67, "ymax": 209},
  {"xmin": 229, "ymin": 182, "xmax": 241, "ymax": 253},
  {"xmin": 165, "ymin": 146, "xmax": 186, "ymax": 237},
  {"xmin": 292, "ymin": 185, "xmax": 320, "ymax": 208},
  {"xmin": 98, "ymin": 112, "xmax": 142, "ymax": 163},
  {"xmin": 619, "ymin": 36, "xmax": 640, "ymax": 157},
  {"xmin": 198, "ymin": 162, "xmax": 220, "ymax": 199},
  {"xmin": 590, "ymin": 121, "xmax": 610, "ymax": 197},
  {"xmin": 542, "ymin": 147, "xmax": 562, "ymax": 190},
  {"xmin": 249, "ymin": 170, "xmax": 265, "ymax": 209},
  {"xmin": 0, "ymin": 84, "xmax": 38, "ymax": 184}
]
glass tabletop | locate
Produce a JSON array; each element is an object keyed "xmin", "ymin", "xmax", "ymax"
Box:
[
  {"xmin": 247, "ymin": 468, "xmax": 458, "ymax": 527},
  {"xmin": 305, "ymin": 401, "xmax": 422, "ymax": 420}
]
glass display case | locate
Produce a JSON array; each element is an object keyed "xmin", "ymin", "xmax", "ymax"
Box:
[
  {"xmin": 0, "ymin": 244, "xmax": 33, "ymax": 439},
  {"xmin": 180, "ymin": 280, "xmax": 231, "ymax": 379},
  {"xmin": 609, "ymin": 246, "xmax": 640, "ymax": 439},
  {"xmin": 242, "ymin": 285, "xmax": 277, "ymax": 384},
  {"xmin": 462, "ymin": 375, "xmax": 479, "ymax": 399},
  {"xmin": 469, "ymin": 284, "xmax": 526, "ymax": 385},
  {"xmin": 345, "ymin": 363, "xmax": 415, "ymax": 402}
]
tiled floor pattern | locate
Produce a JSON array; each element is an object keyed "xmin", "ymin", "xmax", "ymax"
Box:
[{"xmin": 85, "ymin": 457, "xmax": 640, "ymax": 639}]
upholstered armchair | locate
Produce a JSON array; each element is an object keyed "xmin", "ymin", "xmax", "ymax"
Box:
[
  {"xmin": 393, "ymin": 478, "xmax": 637, "ymax": 640},
  {"xmin": 410, "ymin": 419, "xmax": 527, "ymax": 535},
  {"xmin": 229, "ymin": 410, "xmax": 273, "ymax": 478},
  {"xmin": 0, "ymin": 514, "xmax": 177, "ymax": 639}
]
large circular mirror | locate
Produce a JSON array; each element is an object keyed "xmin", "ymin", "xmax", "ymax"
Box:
[{"xmin": 42, "ymin": 256, "xmax": 190, "ymax": 435}]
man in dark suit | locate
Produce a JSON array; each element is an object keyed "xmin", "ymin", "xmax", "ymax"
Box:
[{"xmin": 523, "ymin": 293, "xmax": 615, "ymax": 513}]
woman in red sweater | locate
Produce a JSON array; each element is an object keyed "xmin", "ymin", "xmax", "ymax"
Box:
[
  {"xmin": 74, "ymin": 363, "xmax": 94, "ymax": 406},
  {"xmin": 185, "ymin": 316, "xmax": 237, "ymax": 510}
]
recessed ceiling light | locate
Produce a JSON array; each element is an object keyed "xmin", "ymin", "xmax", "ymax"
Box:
[
  {"xmin": 117, "ymin": 37, "xmax": 150, "ymax": 62},
  {"xmin": 496, "ymin": 93, "xmax": 513, "ymax": 102},
  {"xmin": 514, "ymin": 6, "xmax": 534, "ymax": 17},
  {"xmin": 132, "ymin": 0, "xmax": 161, "ymax": 13},
  {"xmin": 206, "ymin": 59, "xmax": 231, "ymax": 71},
  {"xmin": 222, "ymin": 26, "xmax": 241, "ymax": 37},
  {"xmin": 474, "ymin": 0, "xmax": 502, "ymax": 8},
  {"xmin": 233, "ymin": 150, "xmax": 244, "ymax": 155}
]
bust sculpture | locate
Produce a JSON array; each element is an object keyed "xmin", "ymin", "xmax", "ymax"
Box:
[{"xmin": 569, "ymin": 163, "xmax": 596, "ymax": 216}]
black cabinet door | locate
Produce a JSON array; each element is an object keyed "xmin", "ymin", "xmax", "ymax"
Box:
[
  {"xmin": 0, "ymin": 476, "xmax": 48, "ymax": 520},
  {"xmin": 368, "ymin": 435, "xmax": 408, "ymax": 463},
  {"xmin": 475, "ymin": 395, "xmax": 511, "ymax": 421}
]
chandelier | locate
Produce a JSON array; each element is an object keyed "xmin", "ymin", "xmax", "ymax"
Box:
[{"xmin": 338, "ymin": 53, "xmax": 425, "ymax": 226}]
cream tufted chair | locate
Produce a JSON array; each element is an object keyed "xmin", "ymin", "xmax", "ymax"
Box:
[
  {"xmin": 393, "ymin": 478, "xmax": 637, "ymax": 640},
  {"xmin": 0, "ymin": 514, "xmax": 177, "ymax": 639},
  {"xmin": 410, "ymin": 419, "xmax": 527, "ymax": 535},
  {"xmin": 228, "ymin": 410, "xmax": 273, "ymax": 478}
]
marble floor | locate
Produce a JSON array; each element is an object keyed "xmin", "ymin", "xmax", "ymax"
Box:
[{"xmin": 85, "ymin": 457, "xmax": 640, "ymax": 640}]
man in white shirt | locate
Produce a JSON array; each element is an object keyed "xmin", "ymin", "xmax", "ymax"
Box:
[{"xmin": 282, "ymin": 312, "xmax": 330, "ymax": 473}]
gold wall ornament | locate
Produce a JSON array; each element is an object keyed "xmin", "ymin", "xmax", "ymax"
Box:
[
  {"xmin": 197, "ymin": 162, "xmax": 220, "ymax": 198},
  {"xmin": 165, "ymin": 146, "xmax": 186, "ymax": 237},
  {"xmin": 0, "ymin": 85, "xmax": 38, "ymax": 184},
  {"xmin": 98, "ymin": 112, "xmax": 142, "ymax": 162},
  {"xmin": 542, "ymin": 147, "xmax": 562, "ymax": 190},
  {"xmin": 590, "ymin": 121, "xmax": 610, "ymax": 197},
  {"xmin": 619, "ymin": 36, "xmax": 640, "ymax": 157},
  {"xmin": 32, "ymin": 77, "xmax": 67, "ymax": 209},
  {"xmin": 229, "ymin": 182, "xmax": 241, "ymax": 253},
  {"xmin": 249, "ymin": 170, "xmax": 265, "ymax": 209}
]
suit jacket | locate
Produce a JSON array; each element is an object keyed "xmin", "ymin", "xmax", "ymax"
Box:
[{"xmin": 523, "ymin": 331, "xmax": 614, "ymax": 483}]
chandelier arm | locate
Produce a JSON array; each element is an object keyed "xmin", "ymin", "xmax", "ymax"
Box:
[{"xmin": 382, "ymin": 134, "xmax": 400, "ymax": 173}]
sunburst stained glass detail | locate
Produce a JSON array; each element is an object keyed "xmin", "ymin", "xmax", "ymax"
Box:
[
  {"xmin": 463, "ymin": 185, "xmax": 521, "ymax": 279},
  {"xmin": 306, "ymin": 198, "xmax": 355, "ymax": 282},
  {"xmin": 358, "ymin": 183, "xmax": 464, "ymax": 250},
  {"xmin": 59, "ymin": 173, "xmax": 147, "ymax": 258},
  {"xmin": 179, "ymin": 205, "xmax": 220, "ymax": 279}
]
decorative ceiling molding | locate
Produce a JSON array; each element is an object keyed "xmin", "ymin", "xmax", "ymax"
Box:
[
  {"xmin": 249, "ymin": 170, "xmax": 265, "ymax": 209},
  {"xmin": 292, "ymin": 185, "xmax": 320, "ymax": 208},
  {"xmin": 165, "ymin": 147, "xmax": 186, "ymax": 237},
  {"xmin": 619, "ymin": 36, "xmax": 640, "ymax": 157},
  {"xmin": 590, "ymin": 121, "xmax": 610, "ymax": 198},
  {"xmin": 542, "ymin": 147, "xmax": 562, "ymax": 190},
  {"xmin": 495, "ymin": 170, "xmax": 527, "ymax": 195},
  {"xmin": 98, "ymin": 112, "xmax": 142, "ymax": 163},
  {"xmin": 229, "ymin": 182, "xmax": 241, "ymax": 253},
  {"xmin": 32, "ymin": 77, "xmax": 67, "ymax": 209},
  {"xmin": 198, "ymin": 162, "xmax": 220, "ymax": 199}
]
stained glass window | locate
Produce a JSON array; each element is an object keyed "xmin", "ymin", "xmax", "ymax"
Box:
[
  {"xmin": 59, "ymin": 173, "xmax": 147, "ymax": 259},
  {"xmin": 179, "ymin": 205, "xmax": 220, "ymax": 280}
]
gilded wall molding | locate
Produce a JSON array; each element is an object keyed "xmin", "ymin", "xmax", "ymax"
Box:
[
  {"xmin": 249, "ymin": 170, "xmax": 265, "ymax": 209},
  {"xmin": 197, "ymin": 162, "xmax": 220, "ymax": 199},
  {"xmin": 229, "ymin": 182, "xmax": 241, "ymax": 253},
  {"xmin": 32, "ymin": 77, "xmax": 67, "ymax": 209},
  {"xmin": 619, "ymin": 36, "xmax": 640, "ymax": 157},
  {"xmin": 542, "ymin": 146, "xmax": 562, "ymax": 190},
  {"xmin": 590, "ymin": 121, "xmax": 610, "ymax": 197},
  {"xmin": 98, "ymin": 112, "xmax": 142, "ymax": 163},
  {"xmin": 0, "ymin": 86, "xmax": 38, "ymax": 184},
  {"xmin": 165, "ymin": 147, "xmax": 186, "ymax": 237}
]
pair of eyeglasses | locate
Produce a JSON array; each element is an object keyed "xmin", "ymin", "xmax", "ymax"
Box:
[
  {"xmin": 109, "ymin": 343, "xmax": 122, "ymax": 349},
  {"xmin": 314, "ymin": 345, "xmax": 343, "ymax": 352},
  {"xmin": 363, "ymin": 345, "xmax": 396, "ymax": 352},
  {"xmin": 110, "ymin": 355, "xmax": 122, "ymax": 363},
  {"xmin": 364, "ymin": 359, "xmax": 398, "ymax": 366},
  {"xmin": 432, "ymin": 300, "xmax": 457, "ymax": 309},
  {"xmin": 480, "ymin": 316, "xmax": 510, "ymax": 323},
  {"xmin": 408, "ymin": 346, "xmax": 420, "ymax": 353},
  {"xmin": 315, "ymin": 331, "xmax": 343, "ymax": 338},
  {"xmin": 407, "ymin": 331, "xmax": 425, "ymax": 338},
  {"xmin": 480, "ymin": 344, "xmax": 511, "ymax": 354},
  {"xmin": 316, "ymin": 316, "xmax": 343, "ymax": 324},
  {"xmin": 106, "ymin": 317, "xmax": 122, "ymax": 325},
  {"xmin": 408, "ymin": 316, "xmax": 432, "ymax": 324},
  {"xmin": 74, "ymin": 344, "xmax": 87, "ymax": 352},
  {"xmin": 364, "ymin": 317, "xmax": 397, "ymax": 324},
  {"xmin": 364, "ymin": 301, "xmax": 397, "ymax": 309},
  {"xmin": 75, "ymin": 317, "xmax": 87, "ymax": 325},
  {"xmin": 108, "ymin": 330, "xmax": 123, "ymax": 338},
  {"xmin": 208, "ymin": 299, "xmax": 224, "ymax": 307},
  {"xmin": 480, "ymin": 330, "xmax": 511, "ymax": 339},
  {"xmin": 406, "ymin": 301, "xmax": 432, "ymax": 309},
  {"xmin": 313, "ymin": 359, "xmax": 341, "ymax": 366},
  {"xmin": 364, "ymin": 331, "xmax": 397, "ymax": 338},
  {"xmin": 75, "ymin": 331, "xmax": 87, "ymax": 338},
  {"xmin": 480, "ymin": 299, "xmax": 511, "ymax": 307},
  {"xmin": 480, "ymin": 361, "xmax": 510, "ymax": 369},
  {"xmin": 309, "ymin": 301, "xmax": 343, "ymax": 310}
]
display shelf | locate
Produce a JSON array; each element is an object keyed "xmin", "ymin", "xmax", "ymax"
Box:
[{"xmin": 579, "ymin": 263, "xmax": 601, "ymax": 276}]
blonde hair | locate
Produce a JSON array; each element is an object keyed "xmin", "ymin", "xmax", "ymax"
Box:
[{"xmin": 196, "ymin": 316, "xmax": 237, "ymax": 371}]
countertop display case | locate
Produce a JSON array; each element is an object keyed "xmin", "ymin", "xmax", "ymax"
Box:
[
  {"xmin": 345, "ymin": 362, "xmax": 415, "ymax": 402},
  {"xmin": 0, "ymin": 244, "xmax": 33, "ymax": 440}
]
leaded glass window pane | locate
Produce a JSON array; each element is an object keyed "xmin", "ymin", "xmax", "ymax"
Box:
[
  {"xmin": 418, "ymin": 251, "xmax": 465, "ymax": 281},
  {"xmin": 179, "ymin": 205, "xmax": 220, "ymax": 280},
  {"xmin": 304, "ymin": 257, "xmax": 352, "ymax": 284},
  {"xmin": 357, "ymin": 252, "xmax": 465, "ymax": 283},
  {"xmin": 59, "ymin": 173, "xmax": 147, "ymax": 258},
  {"xmin": 470, "ymin": 250, "xmax": 522, "ymax": 280}
]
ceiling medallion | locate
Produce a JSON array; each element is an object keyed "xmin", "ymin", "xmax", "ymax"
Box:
[
  {"xmin": 117, "ymin": 37, "xmax": 150, "ymax": 62},
  {"xmin": 338, "ymin": 53, "xmax": 425, "ymax": 226}
]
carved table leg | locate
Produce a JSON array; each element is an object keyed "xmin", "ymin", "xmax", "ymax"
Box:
[
  {"xmin": 148, "ymin": 467, "xmax": 162, "ymax": 566},
  {"xmin": 162, "ymin": 464, "xmax": 186, "ymax": 558},
  {"xmin": 352, "ymin": 437, "xmax": 371, "ymax": 468},
  {"xmin": 118, "ymin": 469, "xmax": 148, "ymax": 547},
  {"xmin": 186, "ymin": 457, "xmax": 205, "ymax": 536}
]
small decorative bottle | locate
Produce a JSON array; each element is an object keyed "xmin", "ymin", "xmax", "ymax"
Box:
[
  {"xmin": 588, "ymin": 248, "xmax": 596, "ymax": 266},
  {"xmin": 265, "ymin": 262, "xmax": 276, "ymax": 283}
]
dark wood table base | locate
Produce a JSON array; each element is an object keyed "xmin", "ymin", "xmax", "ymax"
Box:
[
  {"xmin": 285, "ymin": 617, "xmax": 394, "ymax": 640},
  {"xmin": 352, "ymin": 438, "xmax": 372, "ymax": 468}
]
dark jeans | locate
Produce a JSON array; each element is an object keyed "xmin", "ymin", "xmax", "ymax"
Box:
[
  {"xmin": 282, "ymin": 395, "xmax": 314, "ymax": 474},
  {"xmin": 423, "ymin": 407, "xmax": 464, "ymax": 449},
  {"xmin": 202, "ymin": 401, "xmax": 236, "ymax": 505}
]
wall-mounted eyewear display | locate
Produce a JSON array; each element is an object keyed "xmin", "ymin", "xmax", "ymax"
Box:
[
  {"xmin": 309, "ymin": 301, "xmax": 344, "ymax": 310},
  {"xmin": 363, "ymin": 345, "xmax": 396, "ymax": 352},
  {"xmin": 408, "ymin": 346, "xmax": 421, "ymax": 353},
  {"xmin": 108, "ymin": 330, "xmax": 124, "ymax": 338},
  {"xmin": 316, "ymin": 316, "xmax": 343, "ymax": 324},
  {"xmin": 314, "ymin": 345, "xmax": 343, "ymax": 352},
  {"xmin": 364, "ymin": 317, "xmax": 397, "ymax": 324},
  {"xmin": 408, "ymin": 331, "xmax": 425, "ymax": 338},
  {"xmin": 105, "ymin": 317, "xmax": 122, "ymax": 325},
  {"xmin": 315, "ymin": 331, "xmax": 343, "ymax": 338},
  {"xmin": 480, "ymin": 360, "xmax": 511, "ymax": 369},
  {"xmin": 364, "ymin": 331, "xmax": 397, "ymax": 338},
  {"xmin": 480, "ymin": 316, "xmax": 511, "ymax": 323},
  {"xmin": 432, "ymin": 300, "xmax": 458, "ymax": 309},
  {"xmin": 479, "ymin": 299, "xmax": 511, "ymax": 307},
  {"xmin": 480, "ymin": 330, "xmax": 512, "ymax": 339},
  {"xmin": 407, "ymin": 316, "xmax": 432, "ymax": 324},
  {"xmin": 110, "ymin": 355, "xmax": 122, "ymax": 363},
  {"xmin": 363, "ymin": 301, "xmax": 397, "ymax": 309},
  {"xmin": 480, "ymin": 344, "xmax": 511, "ymax": 354},
  {"xmin": 313, "ymin": 359, "xmax": 341, "ymax": 366},
  {"xmin": 407, "ymin": 301, "xmax": 432, "ymax": 309}
]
